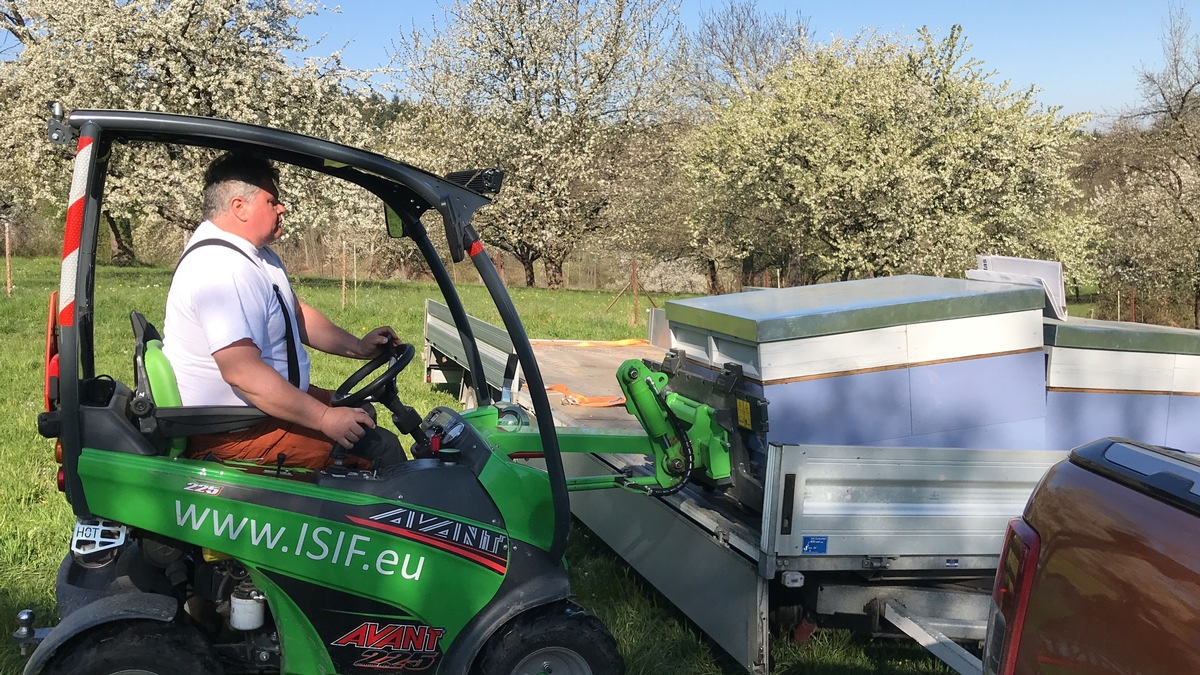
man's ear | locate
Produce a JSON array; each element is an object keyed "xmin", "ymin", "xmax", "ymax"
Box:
[{"xmin": 229, "ymin": 194, "xmax": 249, "ymax": 222}]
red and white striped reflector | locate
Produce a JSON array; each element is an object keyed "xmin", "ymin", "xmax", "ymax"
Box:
[{"xmin": 58, "ymin": 136, "xmax": 93, "ymax": 328}]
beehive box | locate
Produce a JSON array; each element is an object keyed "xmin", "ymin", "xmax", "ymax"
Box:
[
  {"xmin": 666, "ymin": 276, "xmax": 1048, "ymax": 449},
  {"xmin": 1044, "ymin": 317, "xmax": 1200, "ymax": 452}
]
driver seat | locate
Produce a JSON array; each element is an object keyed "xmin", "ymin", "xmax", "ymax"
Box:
[
  {"xmin": 130, "ymin": 312, "xmax": 269, "ymax": 458},
  {"xmin": 131, "ymin": 311, "xmax": 186, "ymax": 457}
]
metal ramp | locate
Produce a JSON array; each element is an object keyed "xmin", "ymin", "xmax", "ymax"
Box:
[{"xmin": 883, "ymin": 600, "xmax": 983, "ymax": 675}]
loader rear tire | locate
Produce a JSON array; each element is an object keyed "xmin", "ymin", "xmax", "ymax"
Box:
[{"xmin": 42, "ymin": 619, "xmax": 223, "ymax": 675}]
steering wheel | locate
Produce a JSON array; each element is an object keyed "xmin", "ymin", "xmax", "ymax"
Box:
[{"xmin": 331, "ymin": 342, "xmax": 415, "ymax": 408}]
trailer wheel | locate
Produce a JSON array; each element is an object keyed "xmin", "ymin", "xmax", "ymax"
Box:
[
  {"xmin": 42, "ymin": 620, "xmax": 223, "ymax": 675},
  {"xmin": 475, "ymin": 601, "xmax": 623, "ymax": 675},
  {"xmin": 460, "ymin": 382, "xmax": 478, "ymax": 410}
]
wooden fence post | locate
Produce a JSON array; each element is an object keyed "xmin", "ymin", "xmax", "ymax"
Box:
[
  {"xmin": 632, "ymin": 259, "xmax": 639, "ymax": 326},
  {"xmin": 5, "ymin": 222, "xmax": 11, "ymax": 297}
]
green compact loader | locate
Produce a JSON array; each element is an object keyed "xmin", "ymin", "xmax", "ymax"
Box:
[{"xmin": 15, "ymin": 107, "xmax": 732, "ymax": 675}]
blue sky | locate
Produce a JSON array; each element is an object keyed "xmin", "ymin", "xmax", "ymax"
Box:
[{"xmin": 301, "ymin": 0, "xmax": 1182, "ymax": 125}]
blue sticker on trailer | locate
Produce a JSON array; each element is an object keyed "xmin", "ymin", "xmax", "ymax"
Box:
[{"xmin": 801, "ymin": 536, "xmax": 828, "ymax": 555}]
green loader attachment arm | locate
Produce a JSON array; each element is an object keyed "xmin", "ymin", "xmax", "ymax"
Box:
[
  {"xmin": 483, "ymin": 359, "xmax": 731, "ymax": 496},
  {"xmin": 615, "ymin": 359, "xmax": 732, "ymax": 494}
]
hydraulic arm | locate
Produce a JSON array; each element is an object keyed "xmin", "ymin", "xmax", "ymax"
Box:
[
  {"xmin": 481, "ymin": 359, "xmax": 731, "ymax": 495},
  {"xmin": 616, "ymin": 359, "xmax": 731, "ymax": 493}
]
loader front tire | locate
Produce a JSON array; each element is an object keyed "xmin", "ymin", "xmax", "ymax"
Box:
[{"xmin": 474, "ymin": 601, "xmax": 623, "ymax": 675}]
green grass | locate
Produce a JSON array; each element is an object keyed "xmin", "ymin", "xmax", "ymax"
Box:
[{"xmin": 0, "ymin": 257, "xmax": 949, "ymax": 674}]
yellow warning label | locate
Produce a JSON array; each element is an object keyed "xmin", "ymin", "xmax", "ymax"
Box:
[{"xmin": 737, "ymin": 398, "xmax": 751, "ymax": 429}]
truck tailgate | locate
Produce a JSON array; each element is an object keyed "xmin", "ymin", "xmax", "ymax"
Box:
[{"xmin": 1016, "ymin": 450, "xmax": 1200, "ymax": 673}]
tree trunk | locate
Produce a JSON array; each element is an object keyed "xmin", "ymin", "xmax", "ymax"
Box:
[
  {"xmin": 740, "ymin": 255, "xmax": 755, "ymax": 289},
  {"xmin": 786, "ymin": 253, "xmax": 826, "ymax": 286},
  {"xmin": 104, "ymin": 211, "xmax": 136, "ymax": 266},
  {"xmin": 706, "ymin": 259, "xmax": 720, "ymax": 296},
  {"xmin": 521, "ymin": 258, "xmax": 537, "ymax": 287},
  {"xmin": 543, "ymin": 259, "xmax": 564, "ymax": 290},
  {"xmin": 1194, "ymin": 287, "xmax": 1199, "ymax": 329}
]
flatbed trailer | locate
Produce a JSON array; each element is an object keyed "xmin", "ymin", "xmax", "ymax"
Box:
[{"xmin": 424, "ymin": 299, "xmax": 1065, "ymax": 675}]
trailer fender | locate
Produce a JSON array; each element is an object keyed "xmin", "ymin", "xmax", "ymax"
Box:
[{"xmin": 23, "ymin": 592, "xmax": 177, "ymax": 675}]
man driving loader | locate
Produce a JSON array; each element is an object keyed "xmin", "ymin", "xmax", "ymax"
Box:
[{"xmin": 162, "ymin": 152, "xmax": 403, "ymax": 469}]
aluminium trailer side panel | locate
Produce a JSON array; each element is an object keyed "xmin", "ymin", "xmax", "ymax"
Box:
[
  {"xmin": 424, "ymin": 299, "xmax": 519, "ymax": 401},
  {"xmin": 560, "ymin": 451, "xmax": 770, "ymax": 675},
  {"xmin": 761, "ymin": 444, "xmax": 1067, "ymax": 571}
]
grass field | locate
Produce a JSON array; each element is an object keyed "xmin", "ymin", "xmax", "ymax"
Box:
[{"xmin": 0, "ymin": 256, "xmax": 951, "ymax": 674}]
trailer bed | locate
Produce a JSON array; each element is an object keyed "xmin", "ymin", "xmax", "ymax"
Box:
[{"xmin": 525, "ymin": 340, "xmax": 657, "ymax": 429}]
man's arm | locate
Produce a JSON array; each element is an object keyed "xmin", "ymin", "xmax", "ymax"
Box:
[
  {"xmin": 212, "ymin": 339, "xmax": 373, "ymax": 447},
  {"xmin": 295, "ymin": 298, "xmax": 397, "ymax": 358}
]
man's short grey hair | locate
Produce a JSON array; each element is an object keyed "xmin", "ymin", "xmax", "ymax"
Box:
[{"xmin": 201, "ymin": 152, "xmax": 280, "ymax": 220}]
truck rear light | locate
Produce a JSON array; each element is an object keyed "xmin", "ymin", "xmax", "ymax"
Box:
[
  {"xmin": 982, "ymin": 517, "xmax": 1040, "ymax": 675},
  {"xmin": 54, "ymin": 441, "xmax": 63, "ymax": 464},
  {"xmin": 56, "ymin": 468, "xmax": 65, "ymax": 493}
]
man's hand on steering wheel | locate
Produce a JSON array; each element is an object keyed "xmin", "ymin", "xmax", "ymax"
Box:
[{"xmin": 354, "ymin": 326, "xmax": 402, "ymax": 359}]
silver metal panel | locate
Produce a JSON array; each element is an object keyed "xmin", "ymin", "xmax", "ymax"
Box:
[
  {"xmin": 665, "ymin": 276, "xmax": 1046, "ymax": 343},
  {"xmin": 561, "ymin": 452, "xmax": 770, "ymax": 675},
  {"xmin": 647, "ymin": 308, "xmax": 670, "ymax": 349},
  {"xmin": 764, "ymin": 444, "xmax": 1066, "ymax": 564},
  {"xmin": 815, "ymin": 585, "xmax": 990, "ymax": 641}
]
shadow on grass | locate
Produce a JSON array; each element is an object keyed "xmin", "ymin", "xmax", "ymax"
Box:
[{"xmin": 566, "ymin": 521, "xmax": 952, "ymax": 675}]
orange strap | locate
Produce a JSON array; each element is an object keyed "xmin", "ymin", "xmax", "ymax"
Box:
[
  {"xmin": 545, "ymin": 383, "xmax": 626, "ymax": 408},
  {"xmin": 556, "ymin": 338, "xmax": 649, "ymax": 348}
]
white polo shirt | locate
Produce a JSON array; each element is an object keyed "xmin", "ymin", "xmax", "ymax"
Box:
[{"xmin": 162, "ymin": 221, "xmax": 311, "ymax": 406}]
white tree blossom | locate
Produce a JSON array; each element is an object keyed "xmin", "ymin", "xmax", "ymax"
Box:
[
  {"xmin": 392, "ymin": 0, "xmax": 681, "ymax": 288},
  {"xmin": 685, "ymin": 26, "xmax": 1089, "ymax": 289},
  {"xmin": 0, "ymin": 0, "xmax": 388, "ymax": 266}
]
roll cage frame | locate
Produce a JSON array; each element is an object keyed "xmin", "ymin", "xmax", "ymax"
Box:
[{"xmin": 47, "ymin": 108, "xmax": 572, "ymax": 561}]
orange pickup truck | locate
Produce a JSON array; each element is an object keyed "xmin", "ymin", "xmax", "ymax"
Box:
[{"xmin": 981, "ymin": 437, "xmax": 1200, "ymax": 674}]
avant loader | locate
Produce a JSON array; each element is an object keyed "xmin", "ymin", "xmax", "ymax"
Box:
[{"xmin": 16, "ymin": 107, "xmax": 736, "ymax": 675}]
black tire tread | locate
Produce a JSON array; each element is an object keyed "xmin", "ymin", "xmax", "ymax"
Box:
[
  {"xmin": 42, "ymin": 619, "xmax": 223, "ymax": 675},
  {"xmin": 475, "ymin": 601, "xmax": 623, "ymax": 675}
]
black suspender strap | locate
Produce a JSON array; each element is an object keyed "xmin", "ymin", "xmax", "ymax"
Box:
[
  {"xmin": 176, "ymin": 240, "xmax": 301, "ymax": 387},
  {"xmin": 273, "ymin": 283, "xmax": 301, "ymax": 388}
]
